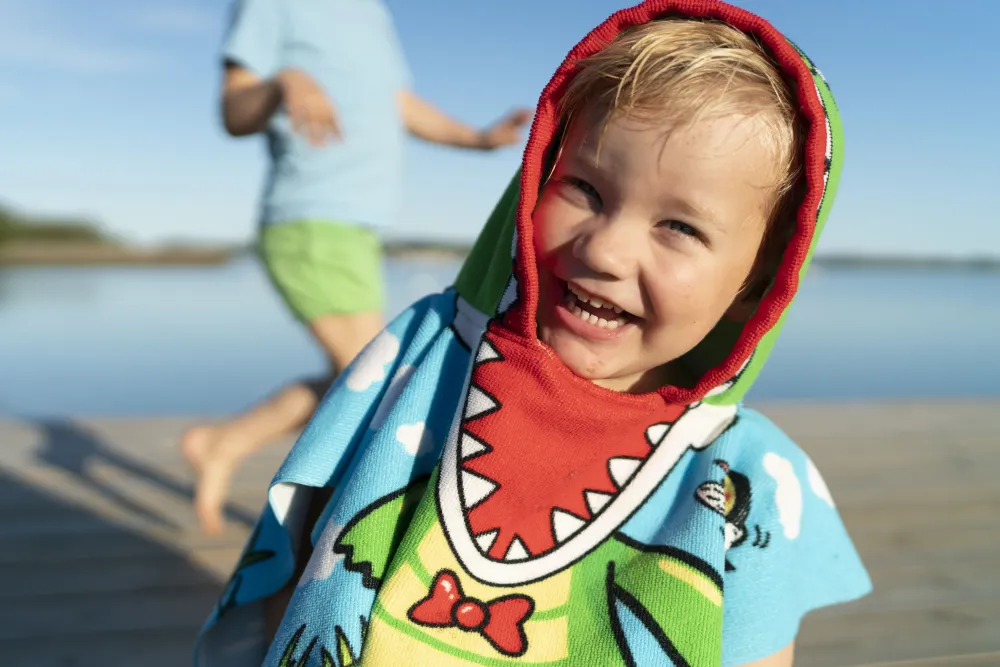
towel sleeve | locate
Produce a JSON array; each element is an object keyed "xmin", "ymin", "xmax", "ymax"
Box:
[{"xmin": 719, "ymin": 434, "xmax": 872, "ymax": 666}]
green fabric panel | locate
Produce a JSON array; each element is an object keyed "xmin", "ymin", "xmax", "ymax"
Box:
[
  {"xmin": 337, "ymin": 481, "xmax": 427, "ymax": 585},
  {"xmin": 612, "ymin": 552, "xmax": 723, "ymax": 667},
  {"xmin": 707, "ymin": 47, "xmax": 844, "ymax": 405},
  {"xmin": 562, "ymin": 540, "xmax": 631, "ymax": 667},
  {"xmin": 453, "ymin": 172, "xmax": 521, "ymax": 316}
]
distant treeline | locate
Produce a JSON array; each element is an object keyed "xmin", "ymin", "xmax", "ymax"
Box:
[
  {"xmin": 379, "ymin": 244, "xmax": 1000, "ymax": 269},
  {"xmin": 2, "ymin": 203, "xmax": 998, "ymax": 270},
  {"xmin": 812, "ymin": 254, "xmax": 1000, "ymax": 271},
  {"xmin": 0, "ymin": 204, "xmax": 111, "ymax": 245},
  {"xmin": 381, "ymin": 239, "xmax": 473, "ymax": 257}
]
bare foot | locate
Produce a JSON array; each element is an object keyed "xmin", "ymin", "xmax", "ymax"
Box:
[
  {"xmin": 181, "ymin": 425, "xmax": 245, "ymax": 536},
  {"xmin": 179, "ymin": 383, "xmax": 323, "ymax": 536}
]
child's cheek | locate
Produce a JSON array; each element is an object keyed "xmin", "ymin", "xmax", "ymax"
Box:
[
  {"xmin": 646, "ymin": 264, "xmax": 702, "ymax": 315},
  {"xmin": 531, "ymin": 200, "xmax": 563, "ymax": 260}
]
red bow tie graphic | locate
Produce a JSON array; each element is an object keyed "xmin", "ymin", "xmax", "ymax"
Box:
[{"xmin": 407, "ymin": 569, "xmax": 535, "ymax": 657}]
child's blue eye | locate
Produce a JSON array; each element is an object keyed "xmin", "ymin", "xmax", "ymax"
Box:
[
  {"xmin": 561, "ymin": 177, "xmax": 602, "ymax": 208},
  {"xmin": 660, "ymin": 219, "xmax": 698, "ymax": 237}
]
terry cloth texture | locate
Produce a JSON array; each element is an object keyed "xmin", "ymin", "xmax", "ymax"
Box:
[{"xmin": 197, "ymin": 2, "xmax": 870, "ymax": 666}]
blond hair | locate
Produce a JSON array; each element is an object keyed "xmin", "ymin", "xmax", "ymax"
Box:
[{"xmin": 556, "ymin": 19, "xmax": 804, "ymax": 231}]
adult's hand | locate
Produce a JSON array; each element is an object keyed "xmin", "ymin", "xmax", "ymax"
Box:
[
  {"xmin": 277, "ymin": 68, "xmax": 342, "ymax": 146},
  {"xmin": 477, "ymin": 108, "xmax": 534, "ymax": 150}
]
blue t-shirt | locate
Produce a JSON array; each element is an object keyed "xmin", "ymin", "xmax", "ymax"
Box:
[{"xmin": 222, "ymin": 0, "xmax": 411, "ymax": 229}]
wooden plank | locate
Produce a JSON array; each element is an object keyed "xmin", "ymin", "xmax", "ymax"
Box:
[
  {"xmin": 798, "ymin": 600, "xmax": 1000, "ymax": 667},
  {"xmin": 0, "ymin": 549, "xmax": 242, "ymax": 598},
  {"xmin": 0, "ymin": 524, "xmax": 248, "ymax": 564},
  {"xmin": 0, "ymin": 587, "xmax": 224, "ymax": 641},
  {"xmin": 1, "ymin": 404, "xmax": 998, "ymax": 666},
  {"xmin": 850, "ymin": 557, "xmax": 1000, "ymax": 613},
  {"xmin": 855, "ymin": 651, "xmax": 1000, "ymax": 667},
  {"xmin": 0, "ymin": 628, "xmax": 202, "ymax": 667}
]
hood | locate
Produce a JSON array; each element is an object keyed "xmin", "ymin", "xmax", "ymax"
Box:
[
  {"xmin": 455, "ymin": 0, "xmax": 841, "ymax": 406},
  {"xmin": 440, "ymin": 0, "xmax": 842, "ymax": 576}
]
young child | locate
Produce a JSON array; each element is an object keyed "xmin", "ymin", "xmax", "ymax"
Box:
[{"xmin": 196, "ymin": 2, "xmax": 871, "ymax": 666}]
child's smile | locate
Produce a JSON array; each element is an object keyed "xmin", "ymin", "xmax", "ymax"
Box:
[
  {"xmin": 534, "ymin": 110, "xmax": 780, "ymax": 394},
  {"xmin": 557, "ymin": 281, "xmax": 635, "ymax": 337}
]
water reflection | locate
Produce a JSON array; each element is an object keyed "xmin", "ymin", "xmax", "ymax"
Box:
[{"xmin": 1, "ymin": 257, "xmax": 997, "ymax": 416}]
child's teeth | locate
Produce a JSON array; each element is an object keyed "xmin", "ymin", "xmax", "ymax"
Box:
[{"xmin": 566, "ymin": 283, "xmax": 629, "ymax": 329}]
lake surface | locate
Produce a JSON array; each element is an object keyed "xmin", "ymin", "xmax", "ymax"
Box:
[{"xmin": 1, "ymin": 257, "xmax": 997, "ymax": 417}]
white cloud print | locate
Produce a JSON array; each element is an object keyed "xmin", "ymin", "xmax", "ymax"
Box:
[
  {"xmin": 807, "ymin": 457, "xmax": 835, "ymax": 508},
  {"xmin": 297, "ymin": 521, "xmax": 345, "ymax": 588},
  {"xmin": 396, "ymin": 422, "xmax": 435, "ymax": 457},
  {"xmin": 763, "ymin": 453, "xmax": 803, "ymax": 540},
  {"xmin": 370, "ymin": 365, "xmax": 415, "ymax": 431},
  {"xmin": 346, "ymin": 331, "xmax": 400, "ymax": 392}
]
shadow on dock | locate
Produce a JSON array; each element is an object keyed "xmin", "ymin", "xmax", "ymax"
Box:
[
  {"xmin": 32, "ymin": 419, "xmax": 256, "ymax": 531},
  {"xmin": 1, "ymin": 405, "xmax": 999, "ymax": 666},
  {"xmin": 0, "ymin": 417, "xmax": 279, "ymax": 666},
  {"xmin": 0, "ymin": 465, "xmax": 221, "ymax": 666}
]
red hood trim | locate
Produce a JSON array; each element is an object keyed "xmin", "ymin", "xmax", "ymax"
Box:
[{"xmin": 504, "ymin": 0, "xmax": 828, "ymax": 406}]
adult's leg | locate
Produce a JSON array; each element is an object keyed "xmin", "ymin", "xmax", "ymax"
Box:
[
  {"xmin": 181, "ymin": 221, "xmax": 384, "ymax": 535},
  {"xmin": 308, "ymin": 310, "xmax": 384, "ymax": 370},
  {"xmin": 180, "ymin": 381, "xmax": 322, "ymax": 535}
]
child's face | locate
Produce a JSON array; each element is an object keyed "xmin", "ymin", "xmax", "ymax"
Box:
[{"xmin": 533, "ymin": 110, "xmax": 779, "ymax": 393}]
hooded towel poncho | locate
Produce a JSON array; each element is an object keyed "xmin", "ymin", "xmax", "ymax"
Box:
[{"xmin": 196, "ymin": 2, "xmax": 871, "ymax": 665}]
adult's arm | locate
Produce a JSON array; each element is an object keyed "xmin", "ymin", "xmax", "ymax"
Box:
[
  {"xmin": 221, "ymin": 65, "xmax": 341, "ymax": 146},
  {"xmin": 398, "ymin": 90, "xmax": 532, "ymax": 151}
]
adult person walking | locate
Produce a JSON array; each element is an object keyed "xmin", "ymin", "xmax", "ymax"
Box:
[{"xmin": 182, "ymin": 0, "xmax": 531, "ymax": 536}]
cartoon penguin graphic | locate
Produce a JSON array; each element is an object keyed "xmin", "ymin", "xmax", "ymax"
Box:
[{"xmin": 695, "ymin": 459, "xmax": 764, "ymax": 571}]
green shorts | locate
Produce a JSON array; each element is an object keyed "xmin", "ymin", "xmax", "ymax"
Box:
[{"xmin": 259, "ymin": 220, "xmax": 384, "ymax": 323}]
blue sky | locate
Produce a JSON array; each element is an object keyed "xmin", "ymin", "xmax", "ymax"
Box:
[{"xmin": 1, "ymin": 0, "xmax": 997, "ymax": 256}]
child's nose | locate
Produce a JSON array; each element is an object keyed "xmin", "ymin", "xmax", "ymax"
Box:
[{"xmin": 571, "ymin": 217, "xmax": 640, "ymax": 279}]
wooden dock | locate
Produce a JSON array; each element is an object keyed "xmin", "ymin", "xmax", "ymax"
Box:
[{"xmin": 1, "ymin": 401, "xmax": 998, "ymax": 666}]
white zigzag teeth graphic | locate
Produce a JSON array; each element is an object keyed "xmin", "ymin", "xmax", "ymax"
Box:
[
  {"xmin": 608, "ymin": 457, "xmax": 642, "ymax": 488},
  {"xmin": 464, "ymin": 385, "xmax": 498, "ymax": 420},
  {"xmin": 439, "ymin": 400, "xmax": 740, "ymax": 584},
  {"xmin": 585, "ymin": 490, "xmax": 613, "ymax": 515},
  {"xmin": 460, "ymin": 432, "xmax": 490, "ymax": 460},
  {"xmin": 551, "ymin": 509, "xmax": 586, "ymax": 543},
  {"xmin": 461, "ymin": 469, "xmax": 498, "ymax": 509},
  {"xmin": 505, "ymin": 537, "xmax": 530, "ymax": 561},
  {"xmin": 475, "ymin": 529, "xmax": 499, "ymax": 554},
  {"xmin": 476, "ymin": 339, "xmax": 502, "ymax": 365},
  {"xmin": 498, "ymin": 277, "xmax": 518, "ymax": 313},
  {"xmin": 646, "ymin": 423, "xmax": 670, "ymax": 446}
]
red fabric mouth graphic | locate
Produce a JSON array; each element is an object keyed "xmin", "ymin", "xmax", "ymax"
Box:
[{"xmin": 456, "ymin": 326, "xmax": 687, "ymax": 561}]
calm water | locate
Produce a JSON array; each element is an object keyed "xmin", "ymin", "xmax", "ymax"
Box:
[{"xmin": 1, "ymin": 257, "xmax": 997, "ymax": 417}]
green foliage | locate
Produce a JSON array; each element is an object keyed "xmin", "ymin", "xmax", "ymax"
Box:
[
  {"xmin": 275, "ymin": 620, "xmax": 367, "ymax": 667},
  {"xmin": 278, "ymin": 625, "xmax": 318, "ymax": 667},
  {"xmin": 0, "ymin": 203, "xmax": 108, "ymax": 245}
]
